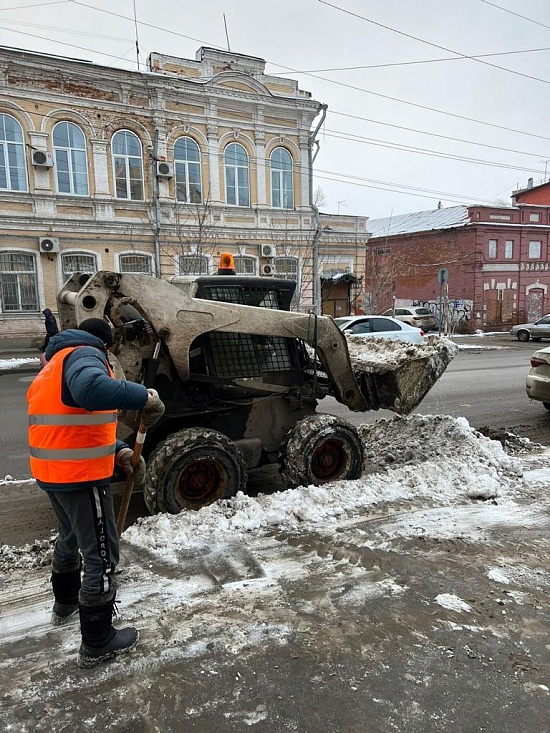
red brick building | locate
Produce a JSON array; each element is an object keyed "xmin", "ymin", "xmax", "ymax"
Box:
[{"xmin": 365, "ymin": 182, "xmax": 550, "ymax": 332}]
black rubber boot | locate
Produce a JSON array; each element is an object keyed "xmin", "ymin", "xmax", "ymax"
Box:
[
  {"xmin": 51, "ymin": 567, "xmax": 81, "ymax": 626},
  {"xmin": 78, "ymin": 597, "xmax": 139, "ymax": 669}
]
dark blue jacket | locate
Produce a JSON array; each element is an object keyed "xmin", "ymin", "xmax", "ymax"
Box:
[{"xmin": 37, "ymin": 330, "xmax": 148, "ymax": 491}]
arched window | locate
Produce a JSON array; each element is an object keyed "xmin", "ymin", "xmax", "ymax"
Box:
[
  {"xmin": 224, "ymin": 143, "xmax": 249, "ymax": 207},
  {"xmin": 118, "ymin": 253, "xmax": 153, "ymax": 275},
  {"xmin": 174, "ymin": 137, "xmax": 202, "ymax": 203},
  {"xmin": 0, "ymin": 114, "xmax": 27, "ymax": 191},
  {"xmin": 112, "ymin": 130, "xmax": 143, "ymax": 200},
  {"xmin": 274, "ymin": 256, "xmax": 300, "ymax": 309},
  {"xmin": 53, "ymin": 121, "xmax": 89, "ymax": 195},
  {"xmin": 178, "ymin": 253, "xmax": 209, "ymax": 275},
  {"xmin": 0, "ymin": 252, "xmax": 38, "ymax": 311},
  {"xmin": 270, "ymin": 148, "xmax": 293, "ymax": 209},
  {"xmin": 61, "ymin": 252, "xmax": 97, "ymax": 281},
  {"xmin": 234, "ymin": 255, "xmax": 257, "ymax": 275}
]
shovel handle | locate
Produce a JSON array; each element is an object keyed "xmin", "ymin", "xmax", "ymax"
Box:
[{"xmin": 116, "ymin": 419, "xmax": 147, "ymax": 535}]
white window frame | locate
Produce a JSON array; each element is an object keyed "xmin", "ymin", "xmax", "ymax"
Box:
[
  {"xmin": 61, "ymin": 251, "xmax": 98, "ymax": 282},
  {"xmin": 234, "ymin": 255, "xmax": 257, "ymax": 275},
  {"xmin": 111, "ymin": 129, "xmax": 144, "ymax": 201},
  {"xmin": 504, "ymin": 240, "xmax": 513, "ymax": 259},
  {"xmin": 270, "ymin": 147, "xmax": 294, "ymax": 209},
  {"xmin": 0, "ymin": 114, "xmax": 28, "ymax": 192},
  {"xmin": 174, "ymin": 136, "xmax": 202, "ymax": 204},
  {"xmin": 117, "ymin": 252, "xmax": 154, "ymax": 275},
  {"xmin": 529, "ymin": 212, "xmax": 541, "ymax": 223},
  {"xmin": 529, "ymin": 241, "xmax": 542, "ymax": 259},
  {"xmin": 274, "ymin": 256, "xmax": 300, "ymax": 309},
  {"xmin": 177, "ymin": 253, "xmax": 210, "ymax": 275},
  {"xmin": 224, "ymin": 143, "xmax": 250, "ymax": 207},
  {"xmin": 488, "ymin": 239, "xmax": 497, "ymax": 259},
  {"xmin": 0, "ymin": 250, "xmax": 39, "ymax": 312},
  {"xmin": 53, "ymin": 121, "xmax": 89, "ymax": 196}
]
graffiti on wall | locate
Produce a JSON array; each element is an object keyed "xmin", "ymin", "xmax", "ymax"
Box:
[{"xmin": 411, "ymin": 299, "xmax": 473, "ymax": 331}]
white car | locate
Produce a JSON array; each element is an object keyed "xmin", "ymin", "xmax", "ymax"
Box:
[{"xmin": 334, "ymin": 315, "xmax": 425, "ymax": 344}]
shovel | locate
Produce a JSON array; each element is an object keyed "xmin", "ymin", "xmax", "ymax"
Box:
[{"xmin": 116, "ymin": 340, "xmax": 161, "ymax": 535}]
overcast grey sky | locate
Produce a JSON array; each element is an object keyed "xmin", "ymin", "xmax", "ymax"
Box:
[{"xmin": 2, "ymin": 0, "xmax": 550, "ymax": 221}]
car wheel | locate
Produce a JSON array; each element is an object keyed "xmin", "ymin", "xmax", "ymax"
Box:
[
  {"xmin": 543, "ymin": 402, "xmax": 550, "ymax": 411},
  {"xmin": 144, "ymin": 428, "xmax": 247, "ymax": 514},
  {"xmin": 516, "ymin": 330, "xmax": 530, "ymax": 342},
  {"xmin": 279, "ymin": 414, "xmax": 364, "ymax": 489}
]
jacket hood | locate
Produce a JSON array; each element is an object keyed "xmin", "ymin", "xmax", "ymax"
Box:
[
  {"xmin": 45, "ymin": 329, "xmax": 107, "ymax": 360},
  {"xmin": 42, "ymin": 308, "xmax": 52, "ymax": 316}
]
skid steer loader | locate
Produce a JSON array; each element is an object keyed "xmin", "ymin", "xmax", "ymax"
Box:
[{"xmin": 57, "ymin": 258, "xmax": 455, "ymax": 514}]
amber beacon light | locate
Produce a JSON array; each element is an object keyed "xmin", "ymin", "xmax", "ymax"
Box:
[{"xmin": 218, "ymin": 252, "xmax": 236, "ymax": 275}]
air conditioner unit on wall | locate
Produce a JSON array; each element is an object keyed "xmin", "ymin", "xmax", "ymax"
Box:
[
  {"xmin": 260, "ymin": 244, "xmax": 277, "ymax": 258},
  {"xmin": 39, "ymin": 237, "xmax": 60, "ymax": 254},
  {"xmin": 31, "ymin": 150, "xmax": 54, "ymax": 168},
  {"xmin": 261, "ymin": 262, "xmax": 275, "ymax": 276},
  {"xmin": 156, "ymin": 161, "xmax": 174, "ymax": 179}
]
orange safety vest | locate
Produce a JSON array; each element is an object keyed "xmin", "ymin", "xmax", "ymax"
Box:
[{"xmin": 27, "ymin": 346, "xmax": 118, "ymax": 485}]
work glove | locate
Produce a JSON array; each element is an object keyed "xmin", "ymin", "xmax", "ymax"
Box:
[
  {"xmin": 141, "ymin": 388, "xmax": 165, "ymax": 427},
  {"xmin": 116, "ymin": 447, "xmax": 147, "ymax": 486}
]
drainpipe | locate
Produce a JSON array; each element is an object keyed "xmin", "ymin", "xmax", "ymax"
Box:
[
  {"xmin": 309, "ymin": 103, "xmax": 328, "ymax": 315},
  {"xmin": 151, "ymin": 129, "xmax": 161, "ymax": 277}
]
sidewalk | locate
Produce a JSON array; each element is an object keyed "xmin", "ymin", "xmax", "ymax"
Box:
[{"xmin": 0, "ymin": 348, "xmax": 41, "ymax": 375}]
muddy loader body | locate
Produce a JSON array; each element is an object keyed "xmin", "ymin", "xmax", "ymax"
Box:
[{"xmin": 57, "ymin": 268, "xmax": 456, "ymax": 514}]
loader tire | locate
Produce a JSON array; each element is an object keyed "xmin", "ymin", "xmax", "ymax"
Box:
[
  {"xmin": 144, "ymin": 428, "xmax": 247, "ymax": 514},
  {"xmin": 279, "ymin": 414, "xmax": 364, "ymax": 489}
]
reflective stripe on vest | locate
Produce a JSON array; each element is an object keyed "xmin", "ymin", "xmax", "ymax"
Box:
[
  {"xmin": 27, "ymin": 345, "xmax": 118, "ymax": 485},
  {"xmin": 30, "ymin": 443, "xmax": 116, "ymax": 460},
  {"xmin": 28, "ymin": 413, "xmax": 117, "ymax": 426}
]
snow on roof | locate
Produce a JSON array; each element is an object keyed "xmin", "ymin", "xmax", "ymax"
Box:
[{"xmin": 366, "ymin": 205, "xmax": 470, "ymax": 238}]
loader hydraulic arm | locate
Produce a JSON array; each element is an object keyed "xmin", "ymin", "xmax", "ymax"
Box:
[{"xmin": 57, "ymin": 271, "xmax": 370, "ymax": 412}]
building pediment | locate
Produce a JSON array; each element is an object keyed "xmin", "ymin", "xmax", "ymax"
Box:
[{"xmin": 207, "ymin": 72, "xmax": 272, "ymax": 97}]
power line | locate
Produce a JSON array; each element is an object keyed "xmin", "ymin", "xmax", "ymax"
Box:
[
  {"xmin": 7, "ymin": 0, "xmax": 550, "ymax": 145},
  {"xmin": 318, "ymin": 0, "xmax": 550, "ymax": 86},
  {"xmin": 329, "ymin": 110, "xmax": 550, "ymax": 159},
  {"xmin": 275, "ymin": 45, "xmax": 550, "ymax": 75},
  {"xmin": 479, "ymin": 0, "xmax": 550, "ymax": 32},
  {"xmin": 323, "ymin": 129, "xmax": 544, "ymax": 174}
]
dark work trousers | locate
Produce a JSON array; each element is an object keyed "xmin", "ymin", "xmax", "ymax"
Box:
[{"xmin": 47, "ymin": 484, "xmax": 119, "ymax": 597}]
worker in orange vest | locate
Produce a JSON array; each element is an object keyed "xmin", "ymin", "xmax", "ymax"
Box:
[{"xmin": 27, "ymin": 318, "xmax": 165, "ymax": 668}]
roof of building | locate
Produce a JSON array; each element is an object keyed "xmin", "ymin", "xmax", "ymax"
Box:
[{"xmin": 366, "ymin": 205, "xmax": 470, "ymax": 238}]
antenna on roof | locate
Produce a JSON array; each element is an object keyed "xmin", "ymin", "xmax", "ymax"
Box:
[
  {"xmin": 223, "ymin": 14, "xmax": 231, "ymax": 52},
  {"xmin": 133, "ymin": 0, "xmax": 141, "ymax": 70}
]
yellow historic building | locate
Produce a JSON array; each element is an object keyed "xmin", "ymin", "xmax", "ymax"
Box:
[{"xmin": 0, "ymin": 45, "xmax": 367, "ymax": 344}]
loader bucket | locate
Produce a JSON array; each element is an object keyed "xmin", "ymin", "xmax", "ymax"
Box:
[{"xmin": 346, "ymin": 335, "xmax": 458, "ymax": 415}]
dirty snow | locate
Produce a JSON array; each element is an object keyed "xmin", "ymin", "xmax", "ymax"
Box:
[
  {"xmin": 2, "ymin": 413, "xmax": 550, "ymax": 731},
  {"xmin": 0, "ymin": 357, "xmax": 39, "ymax": 370}
]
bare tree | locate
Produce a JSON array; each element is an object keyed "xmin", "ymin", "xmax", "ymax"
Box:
[{"xmin": 162, "ymin": 191, "xmax": 219, "ymax": 275}]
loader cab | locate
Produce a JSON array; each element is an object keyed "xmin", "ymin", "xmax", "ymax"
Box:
[{"xmin": 170, "ymin": 276, "xmax": 296, "ymax": 311}]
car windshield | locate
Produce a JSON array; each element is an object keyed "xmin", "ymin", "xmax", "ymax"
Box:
[{"xmin": 415, "ymin": 308, "xmax": 432, "ymax": 316}]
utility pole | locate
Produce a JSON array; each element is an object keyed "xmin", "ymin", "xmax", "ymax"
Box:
[{"xmin": 309, "ymin": 103, "xmax": 328, "ymax": 316}]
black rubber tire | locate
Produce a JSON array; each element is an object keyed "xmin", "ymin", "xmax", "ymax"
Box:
[
  {"xmin": 144, "ymin": 428, "xmax": 247, "ymax": 514},
  {"xmin": 543, "ymin": 402, "xmax": 550, "ymax": 411},
  {"xmin": 279, "ymin": 414, "xmax": 364, "ymax": 489},
  {"xmin": 516, "ymin": 330, "xmax": 530, "ymax": 342}
]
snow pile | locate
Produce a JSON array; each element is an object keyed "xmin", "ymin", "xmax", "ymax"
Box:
[
  {"xmin": 0, "ymin": 539, "xmax": 54, "ymax": 571},
  {"xmin": 0, "ymin": 357, "xmax": 39, "ymax": 370},
  {"xmin": 346, "ymin": 334, "xmax": 458, "ymax": 370},
  {"xmin": 358, "ymin": 414, "xmax": 522, "ymax": 474},
  {"xmin": 123, "ymin": 415, "xmax": 524, "ymax": 564}
]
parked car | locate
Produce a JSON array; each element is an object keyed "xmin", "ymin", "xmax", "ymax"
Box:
[
  {"xmin": 381, "ymin": 306, "xmax": 436, "ymax": 331},
  {"xmin": 526, "ymin": 345, "xmax": 550, "ymax": 408},
  {"xmin": 334, "ymin": 315, "xmax": 425, "ymax": 345},
  {"xmin": 510, "ymin": 315, "xmax": 550, "ymax": 342}
]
